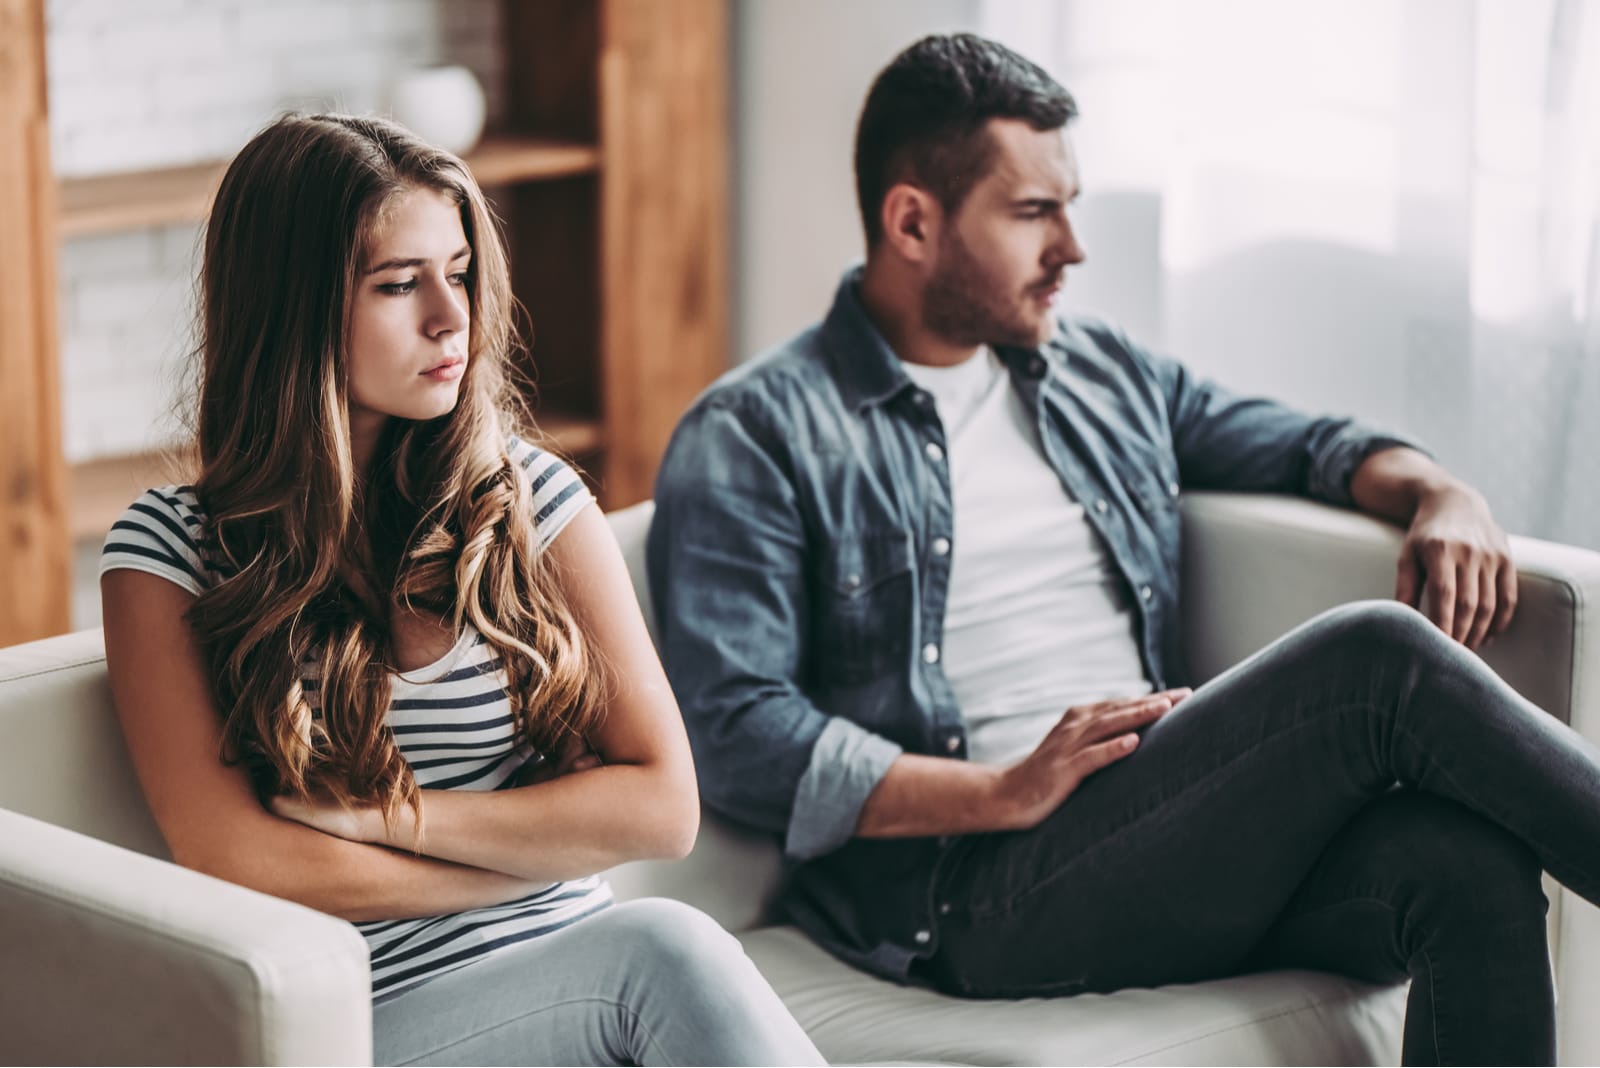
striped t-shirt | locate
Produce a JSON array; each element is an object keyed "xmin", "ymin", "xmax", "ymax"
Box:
[{"xmin": 99, "ymin": 437, "xmax": 614, "ymax": 1003}]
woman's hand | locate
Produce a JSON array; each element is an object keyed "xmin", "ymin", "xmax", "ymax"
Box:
[
  {"xmin": 515, "ymin": 733, "xmax": 605, "ymax": 787},
  {"xmin": 270, "ymin": 791, "xmax": 383, "ymax": 843}
]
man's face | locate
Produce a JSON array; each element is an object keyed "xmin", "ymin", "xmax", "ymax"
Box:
[{"xmin": 922, "ymin": 119, "xmax": 1085, "ymax": 348}]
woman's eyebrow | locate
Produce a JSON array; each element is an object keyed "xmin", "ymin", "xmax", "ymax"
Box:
[{"xmin": 364, "ymin": 245, "xmax": 473, "ymax": 275}]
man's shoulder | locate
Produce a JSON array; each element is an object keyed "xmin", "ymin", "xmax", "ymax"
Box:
[
  {"xmin": 687, "ymin": 323, "xmax": 844, "ymax": 425},
  {"xmin": 1045, "ymin": 313, "xmax": 1145, "ymax": 366}
]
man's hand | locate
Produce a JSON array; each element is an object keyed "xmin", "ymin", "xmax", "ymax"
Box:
[
  {"xmin": 992, "ymin": 688, "xmax": 1190, "ymax": 831},
  {"xmin": 1395, "ymin": 484, "xmax": 1516, "ymax": 650},
  {"xmin": 1350, "ymin": 447, "xmax": 1517, "ymax": 651}
]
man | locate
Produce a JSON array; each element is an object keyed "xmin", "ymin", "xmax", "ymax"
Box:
[{"xmin": 648, "ymin": 33, "xmax": 1600, "ymax": 1065}]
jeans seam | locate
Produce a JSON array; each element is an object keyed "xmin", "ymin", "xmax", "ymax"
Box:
[
  {"xmin": 965, "ymin": 701, "xmax": 1375, "ymax": 919},
  {"xmin": 389, "ymin": 996, "xmax": 674, "ymax": 1067},
  {"xmin": 1420, "ymin": 943, "xmax": 1442, "ymax": 1064},
  {"xmin": 1389, "ymin": 717, "xmax": 1600, "ymax": 891}
]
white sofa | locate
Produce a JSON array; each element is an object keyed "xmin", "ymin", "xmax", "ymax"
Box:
[{"xmin": 2, "ymin": 492, "xmax": 1598, "ymax": 1066}]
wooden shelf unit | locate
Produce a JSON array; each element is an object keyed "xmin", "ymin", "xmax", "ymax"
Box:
[
  {"xmin": 4, "ymin": 0, "xmax": 729, "ymax": 645},
  {"xmin": 67, "ymin": 413, "xmax": 604, "ymax": 544},
  {"xmin": 58, "ymin": 135, "xmax": 604, "ymax": 237}
]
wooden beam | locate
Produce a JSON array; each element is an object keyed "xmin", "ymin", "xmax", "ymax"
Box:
[
  {"xmin": 0, "ymin": 0, "xmax": 70, "ymax": 644},
  {"xmin": 599, "ymin": 0, "xmax": 729, "ymax": 507}
]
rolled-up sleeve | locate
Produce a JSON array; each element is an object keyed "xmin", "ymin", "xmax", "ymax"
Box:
[
  {"xmin": 647, "ymin": 397, "xmax": 902, "ymax": 861},
  {"xmin": 1129, "ymin": 333, "xmax": 1427, "ymax": 506},
  {"xmin": 789, "ymin": 717, "xmax": 903, "ymax": 859}
]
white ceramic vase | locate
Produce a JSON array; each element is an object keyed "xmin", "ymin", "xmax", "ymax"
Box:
[{"xmin": 386, "ymin": 65, "xmax": 487, "ymax": 156}]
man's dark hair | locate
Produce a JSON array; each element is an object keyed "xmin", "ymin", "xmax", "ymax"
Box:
[{"xmin": 854, "ymin": 33, "xmax": 1077, "ymax": 246}]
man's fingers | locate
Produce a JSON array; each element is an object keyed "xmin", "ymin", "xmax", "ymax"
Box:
[
  {"xmin": 1067, "ymin": 733, "xmax": 1141, "ymax": 781},
  {"xmin": 1464, "ymin": 563, "xmax": 1496, "ymax": 650},
  {"xmin": 1428, "ymin": 561, "xmax": 1457, "ymax": 640},
  {"xmin": 1395, "ymin": 550, "xmax": 1421, "ymax": 607},
  {"xmin": 1079, "ymin": 699, "xmax": 1171, "ymax": 744},
  {"xmin": 1490, "ymin": 559, "xmax": 1518, "ymax": 640}
]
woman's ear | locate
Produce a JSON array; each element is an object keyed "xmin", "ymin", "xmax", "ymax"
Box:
[{"xmin": 879, "ymin": 183, "xmax": 940, "ymax": 265}]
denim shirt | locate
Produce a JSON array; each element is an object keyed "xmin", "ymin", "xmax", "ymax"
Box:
[{"xmin": 647, "ymin": 268, "xmax": 1421, "ymax": 981}]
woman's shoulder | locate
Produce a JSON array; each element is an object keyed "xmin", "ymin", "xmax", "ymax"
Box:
[
  {"xmin": 99, "ymin": 485, "xmax": 215, "ymax": 597},
  {"xmin": 506, "ymin": 434, "xmax": 595, "ymax": 549}
]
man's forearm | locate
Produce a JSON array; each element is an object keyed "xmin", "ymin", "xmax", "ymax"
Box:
[
  {"xmin": 1350, "ymin": 446, "xmax": 1471, "ymax": 523},
  {"xmin": 855, "ymin": 753, "xmax": 1014, "ymax": 838}
]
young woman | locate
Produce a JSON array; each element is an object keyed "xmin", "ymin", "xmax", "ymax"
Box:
[{"xmin": 99, "ymin": 113, "xmax": 824, "ymax": 1067}]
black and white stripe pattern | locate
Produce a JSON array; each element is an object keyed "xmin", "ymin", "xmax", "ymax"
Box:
[{"xmin": 100, "ymin": 437, "xmax": 611, "ymax": 1003}]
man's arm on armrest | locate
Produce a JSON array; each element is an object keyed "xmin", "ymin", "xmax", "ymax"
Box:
[{"xmin": 1350, "ymin": 446, "xmax": 1516, "ymax": 649}]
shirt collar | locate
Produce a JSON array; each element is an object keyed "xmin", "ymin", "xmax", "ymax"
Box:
[
  {"xmin": 820, "ymin": 266, "xmax": 915, "ymax": 412},
  {"xmin": 819, "ymin": 265, "xmax": 1057, "ymax": 410}
]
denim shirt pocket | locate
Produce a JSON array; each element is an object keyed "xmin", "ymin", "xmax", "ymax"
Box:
[{"xmin": 810, "ymin": 531, "xmax": 915, "ymax": 686}]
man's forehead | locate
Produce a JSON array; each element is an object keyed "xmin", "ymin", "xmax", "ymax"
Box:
[{"xmin": 981, "ymin": 119, "xmax": 1078, "ymax": 196}]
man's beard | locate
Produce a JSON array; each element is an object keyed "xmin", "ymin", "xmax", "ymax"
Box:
[{"xmin": 920, "ymin": 230, "xmax": 1042, "ymax": 349}]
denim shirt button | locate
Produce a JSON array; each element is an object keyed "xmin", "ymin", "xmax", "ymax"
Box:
[
  {"xmin": 914, "ymin": 929, "xmax": 932, "ymax": 945},
  {"xmin": 938, "ymin": 902, "xmax": 953, "ymax": 915},
  {"xmin": 944, "ymin": 735, "xmax": 960, "ymax": 753},
  {"xmin": 925, "ymin": 441, "xmax": 945, "ymax": 462},
  {"xmin": 1028, "ymin": 357, "xmax": 1046, "ymax": 377},
  {"xmin": 931, "ymin": 536, "xmax": 951, "ymax": 556},
  {"xmin": 914, "ymin": 390, "xmax": 933, "ymax": 406},
  {"xmin": 1168, "ymin": 481, "xmax": 1181, "ymax": 496},
  {"xmin": 845, "ymin": 573, "xmax": 862, "ymax": 590},
  {"xmin": 1094, "ymin": 498, "xmax": 1109, "ymax": 514},
  {"xmin": 1140, "ymin": 585, "xmax": 1154, "ymax": 602},
  {"xmin": 922, "ymin": 643, "xmax": 941, "ymax": 664}
]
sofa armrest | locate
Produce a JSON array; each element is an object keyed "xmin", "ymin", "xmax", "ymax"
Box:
[
  {"xmin": 1179, "ymin": 492, "xmax": 1600, "ymax": 733},
  {"xmin": 1180, "ymin": 491, "xmax": 1600, "ymax": 1064},
  {"xmin": 0, "ymin": 808, "xmax": 372, "ymax": 1066}
]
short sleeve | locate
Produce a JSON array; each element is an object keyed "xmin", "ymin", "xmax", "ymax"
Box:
[
  {"xmin": 508, "ymin": 437, "xmax": 596, "ymax": 550},
  {"xmin": 99, "ymin": 487, "xmax": 213, "ymax": 597}
]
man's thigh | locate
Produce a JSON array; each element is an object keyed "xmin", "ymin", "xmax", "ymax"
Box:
[{"xmin": 925, "ymin": 607, "xmax": 1409, "ymax": 997}]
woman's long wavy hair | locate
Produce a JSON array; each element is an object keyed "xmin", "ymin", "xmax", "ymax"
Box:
[{"xmin": 187, "ymin": 113, "xmax": 598, "ymax": 828}]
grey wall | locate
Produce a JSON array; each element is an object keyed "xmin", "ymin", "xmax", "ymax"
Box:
[{"xmin": 732, "ymin": 0, "xmax": 979, "ymax": 360}]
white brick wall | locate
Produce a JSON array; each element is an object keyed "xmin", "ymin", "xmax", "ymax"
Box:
[{"xmin": 49, "ymin": 0, "xmax": 503, "ymax": 463}]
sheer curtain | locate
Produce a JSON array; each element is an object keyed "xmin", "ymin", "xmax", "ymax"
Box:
[{"xmin": 982, "ymin": 0, "xmax": 1600, "ymax": 547}]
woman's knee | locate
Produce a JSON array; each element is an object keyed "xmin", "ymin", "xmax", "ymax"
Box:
[{"xmin": 591, "ymin": 897, "xmax": 751, "ymax": 980}]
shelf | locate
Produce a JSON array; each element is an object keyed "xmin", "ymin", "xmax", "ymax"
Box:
[
  {"xmin": 57, "ymin": 134, "xmax": 603, "ymax": 238},
  {"xmin": 69, "ymin": 413, "xmax": 604, "ymax": 542},
  {"xmin": 69, "ymin": 448, "xmax": 196, "ymax": 542}
]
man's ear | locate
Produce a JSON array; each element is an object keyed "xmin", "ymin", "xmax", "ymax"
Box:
[{"xmin": 879, "ymin": 183, "xmax": 940, "ymax": 264}]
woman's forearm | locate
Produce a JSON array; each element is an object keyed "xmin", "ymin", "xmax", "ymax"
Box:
[
  {"xmin": 365, "ymin": 762, "xmax": 699, "ymax": 882},
  {"xmin": 183, "ymin": 814, "xmax": 551, "ymax": 923}
]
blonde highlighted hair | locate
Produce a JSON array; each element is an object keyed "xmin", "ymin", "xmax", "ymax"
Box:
[{"xmin": 186, "ymin": 113, "xmax": 597, "ymax": 825}]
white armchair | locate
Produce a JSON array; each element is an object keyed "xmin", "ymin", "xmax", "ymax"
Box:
[{"xmin": 1, "ymin": 493, "xmax": 1596, "ymax": 1065}]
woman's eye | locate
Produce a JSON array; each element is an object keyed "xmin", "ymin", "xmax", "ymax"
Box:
[
  {"xmin": 448, "ymin": 272, "xmax": 469, "ymax": 287},
  {"xmin": 378, "ymin": 279, "xmax": 418, "ymax": 295}
]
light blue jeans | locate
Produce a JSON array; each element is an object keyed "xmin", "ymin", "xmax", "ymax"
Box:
[{"xmin": 372, "ymin": 897, "xmax": 825, "ymax": 1066}]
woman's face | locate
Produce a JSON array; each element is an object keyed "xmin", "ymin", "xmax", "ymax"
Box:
[{"xmin": 346, "ymin": 185, "xmax": 472, "ymax": 446}]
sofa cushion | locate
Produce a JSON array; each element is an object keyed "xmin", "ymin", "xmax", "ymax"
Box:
[{"xmin": 738, "ymin": 926, "xmax": 1405, "ymax": 1067}]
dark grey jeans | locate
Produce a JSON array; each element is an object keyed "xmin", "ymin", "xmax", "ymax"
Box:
[{"xmin": 921, "ymin": 601, "xmax": 1599, "ymax": 1066}]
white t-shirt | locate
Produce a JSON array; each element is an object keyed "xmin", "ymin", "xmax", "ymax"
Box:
[{"xmin": 901, "ymin": 349, "xmax": 1152, "ymax": 766}]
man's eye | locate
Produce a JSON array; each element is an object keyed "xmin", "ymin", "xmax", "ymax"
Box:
[{"xmin": 378, "ymin": 279, "xmax": 418, "ymax": 295}]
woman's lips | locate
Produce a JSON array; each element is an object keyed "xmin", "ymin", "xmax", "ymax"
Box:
[{"xmin": 422, "ymin": 356, "xmax": 466, "ymax": 382}]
